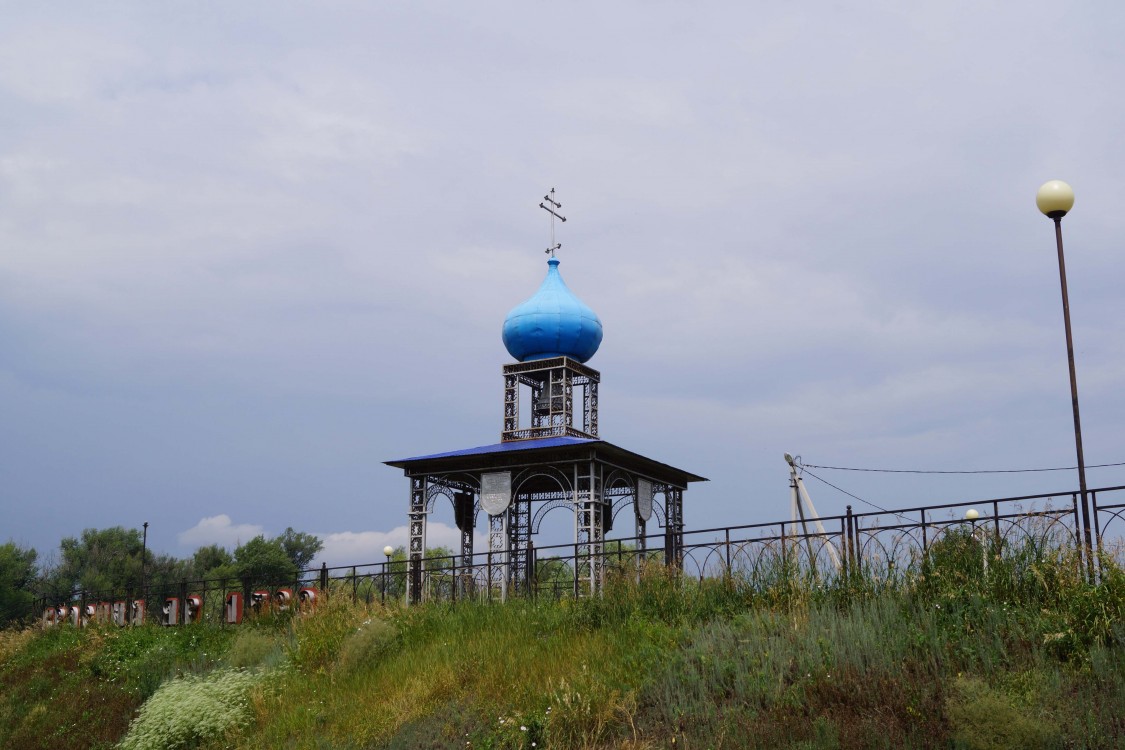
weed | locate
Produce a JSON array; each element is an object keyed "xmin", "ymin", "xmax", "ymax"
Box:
[
  {"xmin": 946, "ymin": 675, "xmax": 1060, "ymax": 750},
  {"xmin": 337, "ymin": 617, "xmax": 396, "ymax": 673},
  {"xmin": 287, "ymin": 590, "xmax": 371, "ymax": 672},
  {"xmin": 118, "ymin": 668, "xmax": 265, "ymax": 750},
  {"xmin": 225, "ymin": 629, "xmax": 284, "ymax": 669}
]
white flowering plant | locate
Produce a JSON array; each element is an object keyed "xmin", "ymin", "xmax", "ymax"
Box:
[{"xmin": 117, "ymin": 668, "xmax": 265, "ymax": 750}]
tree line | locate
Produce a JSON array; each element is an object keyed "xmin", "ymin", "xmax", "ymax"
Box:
[{"xmin": 0, "ymin": 526, "xmax": 325, "ymax": 627}]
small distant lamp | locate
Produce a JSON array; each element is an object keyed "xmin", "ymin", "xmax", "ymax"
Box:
[
  {"xmin": 382, "ymin": 545, "xmax": 394, "ymax": 603},
  {"xmin": 1036, "ymin": 180, "xmax": 1093, "ymax": 570},
  {"xmin": 963, "ymin": 509, "xmax": 987, "ymax": 573}
]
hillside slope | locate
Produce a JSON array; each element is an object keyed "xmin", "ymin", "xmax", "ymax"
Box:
[{"xmin": 3, "ymin": 541, "xmax": 1123, "ymax": 749}]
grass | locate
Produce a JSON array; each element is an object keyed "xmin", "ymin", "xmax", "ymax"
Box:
[{"xmin": 1, "ymin": 535, "xmax": 1123, "ymax": 749}]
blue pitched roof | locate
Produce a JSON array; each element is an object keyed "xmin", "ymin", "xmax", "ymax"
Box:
[
  {"xmin": 387, "ymin": 436, "xmax": 597, "ymax": 464},
  {"xmin": 384, "ymin": 436, "xmax": 707, "ymax": 484}
]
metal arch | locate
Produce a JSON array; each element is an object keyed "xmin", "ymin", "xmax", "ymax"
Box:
[
  {"xmin": 442, "ymin": 473, "xmax": 481, "ymax": 490},
  {"xmin": 1098, "ymin": 506, "xmax": 1125, "ymax": 542},
  {"xmin": 603, "ymin": 468, "xmax": 634, "ymax": 490},
  {"xmin": 512, "ymin": 465, "xmax": 573, "ymax": 495},
  {"xmin": 996, "ymin": 511, "xmax": 1076, "ymax": 551},
  {"xmin": 611, "ymin": 495, "xmax": 635, "ymax": 524},
  {"xmin": 679, "ymin": 546, "xmax": 709, "ymax": 579},
  {"xmin": 789, "ymin": 534, "xmax": 845, "ymax": 577},
  {"xmin": 532, "ymin": 497, "xmax": 577, "ymax": 535},
  {"xmin": 652, "ymin": 499, "xmax": 666, "ymax": 527},
  {"xmin": 687, "ymin": 544, "xmax": 728, "ymax": 579},
  {"xmin": 729, "ymin": 539, "xmax": 786, "ymax": 580},
  {"xmin": 425, "ymin": 484, "xmax": 456, "ymax": 514},
  {"xmin": 855, "ymin": 529, "xmax": 923, "ymax": 580}
]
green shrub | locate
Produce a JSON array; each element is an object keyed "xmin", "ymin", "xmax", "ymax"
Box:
[
  {"xmin": 117, "ymin": 668, "xmax": 264, "ymax": 750},
  {"xmin": 946, "ymin": 675, "xmax": 1060, "ymax": 750}
]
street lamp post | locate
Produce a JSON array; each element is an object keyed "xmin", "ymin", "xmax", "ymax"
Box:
[
  {"xmin": 964, "ymin": 509, "xmax": 987, "ymax": 575},
  {"xmin": 383, "ymin": 545, "xmax": 394, "ymax": 603},
  {"xmin": 1036, "ymin": 180, "xmax": 1094, "ymax": 572},
  {"xmin": 141, "ymin": 521, "xmax": 149, "ymax": 592}
]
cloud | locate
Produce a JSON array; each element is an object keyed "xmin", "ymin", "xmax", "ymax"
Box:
[
  {"xmin": 178, "ymin": 515, "xmax": 266, "ymax": 550},
  {"xmin": 315, "ymin": 523, "xmax": 487, "ymax": 568}
]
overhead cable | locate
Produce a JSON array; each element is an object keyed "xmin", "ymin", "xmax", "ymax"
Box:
[{"xmin": 797, "ymin": 460, "xmax": 1125, "ymax": 475}]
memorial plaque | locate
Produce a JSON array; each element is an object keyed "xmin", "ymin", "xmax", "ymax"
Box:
[
  {"xmin": 481, "ymin": 471, "xmax": 512, "ymax": 516},
  {"xmin": 636, "ymin": 478, "xmax": 653, "ymax": 522}
]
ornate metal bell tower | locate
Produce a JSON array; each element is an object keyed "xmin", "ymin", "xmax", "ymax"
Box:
[{"xmin": 502, "ymin": 356, "xmax": 599, "ymax": 441}]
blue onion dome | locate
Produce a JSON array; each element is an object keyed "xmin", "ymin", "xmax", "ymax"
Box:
[{"xmin": 502, "ymin": 257, "xmax": 603, "ymax": 363}]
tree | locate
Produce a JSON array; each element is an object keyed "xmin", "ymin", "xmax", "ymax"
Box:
[
  {"xmin": 277, "ymin": 527, "xmax": 323, "ymax": 570},
  {"xmin": 0, "ymin": 542, "xmax": 38, "ymax": 626},
  {"xmin": 234, "ymin": 536, "xmax": 297, "ymax": 585},
  {"xmin": 43, "ymin": 526, "xmax": 148, "ymax": 598},
  {"xmin": 190, "ymin": 544, "xmax": 235, "ymax": 580}
]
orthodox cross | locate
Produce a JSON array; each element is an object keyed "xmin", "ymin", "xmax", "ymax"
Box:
[{"xmin": 539, "ymin": 188, "xmax": 566, "ymax": 257}]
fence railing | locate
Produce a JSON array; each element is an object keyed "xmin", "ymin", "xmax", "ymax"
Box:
[{"xmin": 35, "ymin": 484, "xmax": 1125, "ymax": 624}]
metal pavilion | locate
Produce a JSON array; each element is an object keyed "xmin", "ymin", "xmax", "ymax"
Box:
[{"xmin": 385, "ymin": 201, "xmax": 705, "ymax": 601}]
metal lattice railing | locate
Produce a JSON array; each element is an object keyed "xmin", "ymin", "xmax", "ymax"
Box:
[{"xmin": 34, "ymin": 484, "xmax": 1125, "ymax": 624}]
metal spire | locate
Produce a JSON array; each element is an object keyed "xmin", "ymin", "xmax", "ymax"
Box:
[{"xmin": 539, "ymin": 187, "xmax": 566, "ymax": 257}]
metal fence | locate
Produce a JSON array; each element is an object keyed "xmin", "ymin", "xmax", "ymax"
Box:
[{"xmin": 35, "ymin": 484, "xmax": 1125, "ymax": 625}]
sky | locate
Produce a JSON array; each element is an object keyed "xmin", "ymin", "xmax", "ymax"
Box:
[{"xmin": 3, "ymin": 2, "xmax": 1125, "ymax": 567}]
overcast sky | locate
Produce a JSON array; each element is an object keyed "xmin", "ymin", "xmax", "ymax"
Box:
[{"xmin": 3, "ymin": 2, "xmax": 1124, "ymax": 566}]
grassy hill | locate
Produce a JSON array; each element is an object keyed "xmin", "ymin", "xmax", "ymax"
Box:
[{"xmin": 2, "ymin": 533, "xmax": 1123, "ymax": 749}]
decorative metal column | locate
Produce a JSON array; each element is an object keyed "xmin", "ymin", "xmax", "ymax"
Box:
[
  {"xmin": 635, "ymin": 478, "xmax": 652, "ymax": 580},
  {"xmin": 488, "ymin": 512, "xmax": 508, "ymax": 601},
  {"xmin": 508, "ymin": 497, "xmax": 531, "ymax": 592},
  {"xmin": 574, "ymin": 461, "xmax": 605, "ymax": 596},
  {"xmin": 408, "ymin": 477, "xmax": 427, "ymax": 604},
  {"xmin": 668, "ymin": 487, "xmax": 684, "ymax": 569}
]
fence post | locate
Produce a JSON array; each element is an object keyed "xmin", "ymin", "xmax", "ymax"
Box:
[
  {"xmin": 845, "ymin": 506, "xmax": 853, "ymax": 579},
  {"xmin": 991, "ymin": 500, "xmax": 1001, "ymax": 556},
  {"xmin": 320, "ymin": 563, "xmax": 328, "ymax": 593},
  {"xmin": 780, "ymin": 522, "xmax": 787, "ymax": 569},
  {"xmin": 573, "ymin": 542, "xmax": 579, "ymax": 599},
  {"xmin": 724, "ymin": 528, "xmax": 732, "ymax": 580},
  {"xmin": 851, "ymin": 509, "xmax": 861, "ymax": 577},
  {"xmin": 179, "ymin": 578, "xmax": 188, "ymax": 626},
  {"xmin": 450, "ymin": 554, "xmax": 457, "ymax": 605},
  {"xmin": 920, "ymin": 508, "xmax": 928, "ymax": 557},
  {"xmin": 524, "ymin": 542, "xmax": 533, "ymax": 599},
  {"xmin": 1091, "ymin": 490, "xmax": 1102, "ymax": 554}
]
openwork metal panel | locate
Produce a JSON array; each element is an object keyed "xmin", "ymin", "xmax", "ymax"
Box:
[
  {"xmin": 573, "ymin": 461, "xmax": 605, "ymax": 596},
  {"xmin": 408, "ymin": 477, "xmax": 426, "ymax": 604},
  {"xmin": 503, "ymin": 373, "xmax": 518, "ymax": 436},
  {"xmin": 509, "ymin": 497, "xmax": 532, "ymax": 591},
  {"xmin": 488, "ymin": 512, "xmax": 507, "ymax": 600},
  {"xmin": 501, "ymin": 357, "xmax": 600, "ymax": 442}
]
